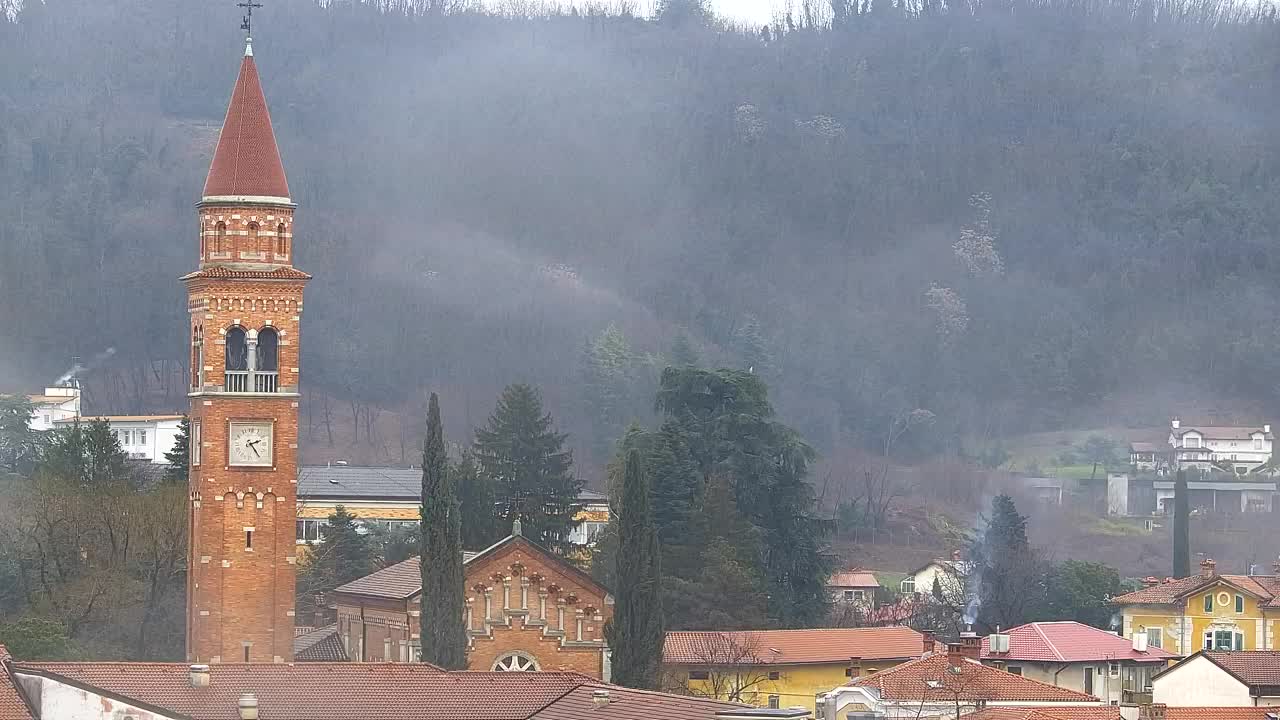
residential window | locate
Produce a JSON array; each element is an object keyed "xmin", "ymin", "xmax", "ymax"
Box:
[
  {"xmin": 853, "ymin": 589, "xmax": 866, "ymax": 602},
  {"xmin": 1186, "ymin": 436, "xmax": 1201, "ymax": 448},
  {"xmin": 768, "ymin": 696, "xmax": 780, "ymax": 709},
  {"xmin": 1108, "ymin": 662, "xmax": 1120, "ymax": 678},
  {"xmin": 768, "ymin": 671, "xmax": 781, "ymax": 680},
  {"xmin": 1236, "ymin": 594, "xmax": 1245, "ymax": 613},
  {"xmin": 900, "ymin": 578, "xmax": 916, "ymax": 594},
  {"xmin": 689, "ymin": 671, "xmax": 710, "ymax": 681},
  {"xmin": 1146, "ymin": 627, "xmax": 1163, "ymax": 649},
  {"xmin": 1204, "ymin": 630, "xmax": 1244, "ymax": 651},
  {"xmin": 296, "ymin": 518, "xmax": 324, "ymax": 543},
  {"xmin": 384, "ymin": 637, "xmax": 392, "ymax": 661},
  {"xmin": 192, "ymin": 421, "xmax": 201, "ymax": 465},
  {"xmin": 119, "ymin": 429, "xmax": 132, "ymax": 445},
  {"xmin": 138, "ymin": 429, "xmax": 147, "ymax": 446},
  {"xmin": 1256, "ymin": 438, "xmax": 1264, "ymax": 450},
  {"xmin": 843, "ymin": 590, "xmax": 855, "ymax": 601},
  {"xmin": 1007, "ymin": 666, "xmax": 1023, "ymax": 676},
  {"xmin": 1204, "ymin": 594, "xmax": 1214, "ymax": 613}
]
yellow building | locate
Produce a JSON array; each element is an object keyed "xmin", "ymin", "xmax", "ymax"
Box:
[
  {"xmin": 662, "ymin": 626, "xmax": 931, "ymax": 712},
  {"xmin": 295, "ymin": 464, "xmax": 610, "ymax": 551},
  {"xmin": 1114, "ymin": 558, "xmax": 1280, "ymax": 656}
]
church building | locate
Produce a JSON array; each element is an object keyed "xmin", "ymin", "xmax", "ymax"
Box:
[{"xmin": 184, "ymin": 36, "xmax": 308, "ymax": 663}]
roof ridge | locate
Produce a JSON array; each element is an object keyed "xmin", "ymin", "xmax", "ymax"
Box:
[{"xmin": 1030, "ymin": 622, "xmax": 1066, "ymax": 662}]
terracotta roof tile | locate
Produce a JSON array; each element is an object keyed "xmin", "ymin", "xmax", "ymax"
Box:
[
  {"xmin": 182, "ymin": 266, "xmax": 312, "ymax": 281},
  {"xmin": 203, "ymin": 50, "xmax": 290, "ymax": 199},
  {"xmin": 0, "ymin": 647, "xmax": 35, "ymax": 720},
  {"xmin": 530, "ymin": 683, "xmax": 742, "ymax": 720},
  {"xmin": 980, "ymin": 621, "xmax": 1176, "ymax": 663},
  {"xmin": 1165, "ymin": 709, "xmax": 1280, "ymax": 720},
  {"xmin": 664, "ymin": 627, "xmax": 927, "ymax": 666},
  {"xmin": 293, "ymin": 625, "xmax": 347, "ymax": 662},
  {"xmin": 1199, "ymin": 651, "xmax": 1280, "ymax": 686},
  {"xmin": 1114, "ymin": 574, "xmax": 1280, "ymax": 606},
  {"xmin": 828, "ymin": 570, "xmax": 880, "ymax": 588},
  {"xmin": 849, "ymin": 653, "xmax": 1099, "ymax": 702},
  {"xmin": 965, "ymin": 709, "xmax": 1122, "ymax": 720},
  {"xmin": 16, "ymin": 662, "xmax": 589, "ymax": 720}
]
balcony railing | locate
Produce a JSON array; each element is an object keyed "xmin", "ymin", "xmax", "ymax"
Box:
[
  {"xmin": 223, "ymin": 371, "xmax": 279, "ymax": 393},
  {"xmin": 224, "ymin": 371, "xmax": 249, "ymax": 392},
  {"xmin": 254, "ymin": 371, "xmax": 278, "ymax": 393}
]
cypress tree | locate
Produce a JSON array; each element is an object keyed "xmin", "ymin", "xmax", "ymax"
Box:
[
  {"xmin": 605, "ymin": 450, "xmax": 664, "ymax": 689},
  {"xmin": 1173, "ymin": 469, "xmax": 1191, "ymax": 579},
  {"xmin": 420, "ymin": 393, "xmax": 467, "ymax": 669}
]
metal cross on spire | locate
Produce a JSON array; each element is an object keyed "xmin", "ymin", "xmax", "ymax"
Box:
[{"xmin": 238, "ymin": 0, "xmax": 263, "ymax": 38}]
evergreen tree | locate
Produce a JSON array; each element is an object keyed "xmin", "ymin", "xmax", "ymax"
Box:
[
  {"xmin": 419, "ymin": 393, "xmax": 467, "ymax": 669},
  {"xmin": 646, "ymin": 421, "xmax": 700, "ymax": 573},
  {"xmin": 605, "ymin": 450, "xmax": 664, "ymax": 689},
  {"xmin": 41, "ymin": 418, "xmax": 127, "ymax": 486},
  {"xmin": 473, "ymin": 384, "xmax": 582, "ymax": 549},
  {"xmin": 162, "ymin": 417, "xmax": 190, "ymax": 485},
  {"xmin": 731, "ymin": 314, "xmax": 775, "ymax": 378},
  {"xmin": 0, "ymin": 395, "xmax": 41, "ymax": 474},
  {"xmin": 582, "ymin": 323, "xmax": 635, "ymax": 458},
  {"xmin": 653, "ymin": 367, "xmax": 830, "ymax": 627},
  {"xmin": 1173, "ymin": 469, "xmax": 1191, "ymax": 579},
  {"xmin": 457, "ymin": 449, "xmax": 499, "ymax": 550},
  {"xmin": 669, "ymin": 330, "xmax": 700, "ymax": 368},
  {"xmin": 304, "ymin": 506, "xmax": 375, "ymax": 591},
  {"xmin": 972, "ymin": 494, "xmax": 1044, "ymax": 631}
]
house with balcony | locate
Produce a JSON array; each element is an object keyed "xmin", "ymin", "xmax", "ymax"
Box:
[
  {"xmin": 1168, "ymin": 418, "xmax": 1273, "ymax": 475},
  {"xmin": 980, "ymin": 621, "xmax": 1175, "ymax": 705}
]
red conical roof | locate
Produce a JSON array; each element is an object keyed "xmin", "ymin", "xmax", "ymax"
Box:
[{"xmin": 202, "ymin": 43, "xmax": 290, "ymax": 200}]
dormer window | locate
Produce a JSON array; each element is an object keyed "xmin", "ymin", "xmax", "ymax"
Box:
[{"xmin": 1185, "ymin": 435, "xmax": 1201, "ymax": 449}]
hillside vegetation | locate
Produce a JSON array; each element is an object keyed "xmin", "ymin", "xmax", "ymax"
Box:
[{"xmin": 2, "ymin": 0, "xmax": 1279, "ymax": 474}]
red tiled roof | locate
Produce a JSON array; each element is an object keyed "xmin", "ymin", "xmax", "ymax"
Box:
[
  {"xmin": 17, "ymin": 663, "xmax": 585, "ymax": 720},
  {"xmin": 1165, "ymin": 709, "xmax": 1280, "ymax": 720},
  {"xmin": 0, "ymin": 647, "xmax": 35, "ymax": 720},
  {"xmin": 664, "ymin": 627, "xmax": 926, "ymax": 666},
  {"xmin": 1197, "ymin": 651, "xmax": 1280, "ymax": 686},
  {"xmin": 203, "ymin": 49, "xmax": 290, "ymax": 200},
  {"xmin": 529, "ymin": 683, "xmax": 742, "ymax": 720},
  {"xmin": 293, "ymin": 625, "xmax": 348, "ymax": 662},
  {"xmin": 181, "ymin": 266, "xmax": 312, "ymax": 281},
  {"xmin": 965, "ymin": 709, "xmax": 1122, "ymax": 720},
  {"xmin": 10, "ymin": 661, "xmax": 739, "ymax": 720},
  {"xmin": 849, "ymin": 653, "xmax": 1099, "ymax": 702},
  {"xmin": 980, "ymin": 622, "xmax": 1175, "ymax": 663},
  {"xmin": 1112, "ymin": 573, "xmax": 1280, "ymax": 607},
  {"xmin": 828, "ymin": 570, "xmax": 880, "ymax": 588}
]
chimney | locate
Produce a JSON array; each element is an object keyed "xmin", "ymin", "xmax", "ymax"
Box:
[
  {"xmin": 1201, "ymin": 558, "xmax": 1217, "ymax": 578},
  {"xmin": 189, "ymin": 664, "xmax": 210, "ymax": 688},
  {"xmin": 1265, "ymin": 424, "xmax": 1272, "ymax": 435},
  {"xmin": 847, "ymin": 656, "xmax": 862, "ymax": 679},
  {"xmin": 591, "ymin": 690, "xmax": 610, "ymax": 709},
  {"xmin": 1139, "ymin": 704, "xmax": 1167, "ymax": 720},
  {"xmin": 1171, "ymin": 418, "xmax": 1180, "ymax": 430},
  {"xmin": 949, "ymin": 630, "xmax": 981, "ymax": 662},
  {"xmin": 921, "ymin": 631, "xmax": 936, "ymax": 655},
  {"xmin": 238, "ymin": 694, "xmax": 259, "ymax": 720}
]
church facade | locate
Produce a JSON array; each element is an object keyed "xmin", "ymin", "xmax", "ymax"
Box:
[
  {"xmin": 329, "ymin": 526, "xmax": 613, "ymax": 679},
  {"xmin": 184, "ymin": 38, "xmax": 308, "ymax": 663}
]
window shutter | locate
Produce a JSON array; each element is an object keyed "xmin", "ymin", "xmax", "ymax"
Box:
[{"xmin": 1235, "ymin": 632, "xmax": 1244, "ymax": 650}]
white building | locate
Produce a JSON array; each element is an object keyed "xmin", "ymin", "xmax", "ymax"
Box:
[
  {"xmin": 24, "ymin": 385, "xmax": 81, "ymax": 431},
  {"xmin": 900, "ymin": 551, "xmax": 972, "ymax": 601},
  {"xmin": 54, "ymin": 415, "xmax": 184, "ymax": 464},
  {"xmin": 1152, "ymin": 650, "xmax": 1280, "ymax": 707},
  {"xmin": 1169, "ymin": 418, "xmax": 1273, "ymax": 475}
]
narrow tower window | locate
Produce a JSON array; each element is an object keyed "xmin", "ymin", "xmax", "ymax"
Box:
[
  {"xmin": 247, "ymin": 221, "xmax": 261, "ymax": 256},
  {"xmin": 245, "ymin": 529, "xmax": 253, "ymax": 550},
  {"xmin": 276, "ymin": 223, "xmax": 287, "ymax": 256},
  {"xmin": 226, "ymin": 327, "xmax": 249, "ymax": 371},
  {"xmin": 256, "ymin": 328, "xmax": 278, "ymax": 372},
  {"xmin": 215, "ymin": 222, "xmax": 227, "ymax": 253}
]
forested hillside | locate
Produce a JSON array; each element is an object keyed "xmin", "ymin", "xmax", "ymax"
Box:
[{"xmin": 2, "ymin": 0, "xmax": 1279, "ymax": 470}]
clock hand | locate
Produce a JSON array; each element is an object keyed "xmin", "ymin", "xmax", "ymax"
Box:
[{"xmin": 249, "ymin": 443, "xmax": 260, "ymax": 457}]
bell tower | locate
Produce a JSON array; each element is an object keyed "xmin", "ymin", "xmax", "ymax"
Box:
[{"xmin": 185, "ymin": 37, "xmax": 308, "ymax": 663}]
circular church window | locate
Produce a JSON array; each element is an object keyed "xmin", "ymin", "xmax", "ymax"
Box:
[{"xmin": 493, "ymin": 652, "xmax": 539, "ymax": 672}]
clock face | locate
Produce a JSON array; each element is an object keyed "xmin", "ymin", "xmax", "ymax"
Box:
[{"xmin": 228, "ymin": 422, "xmax": 273, "ymax": 467}]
